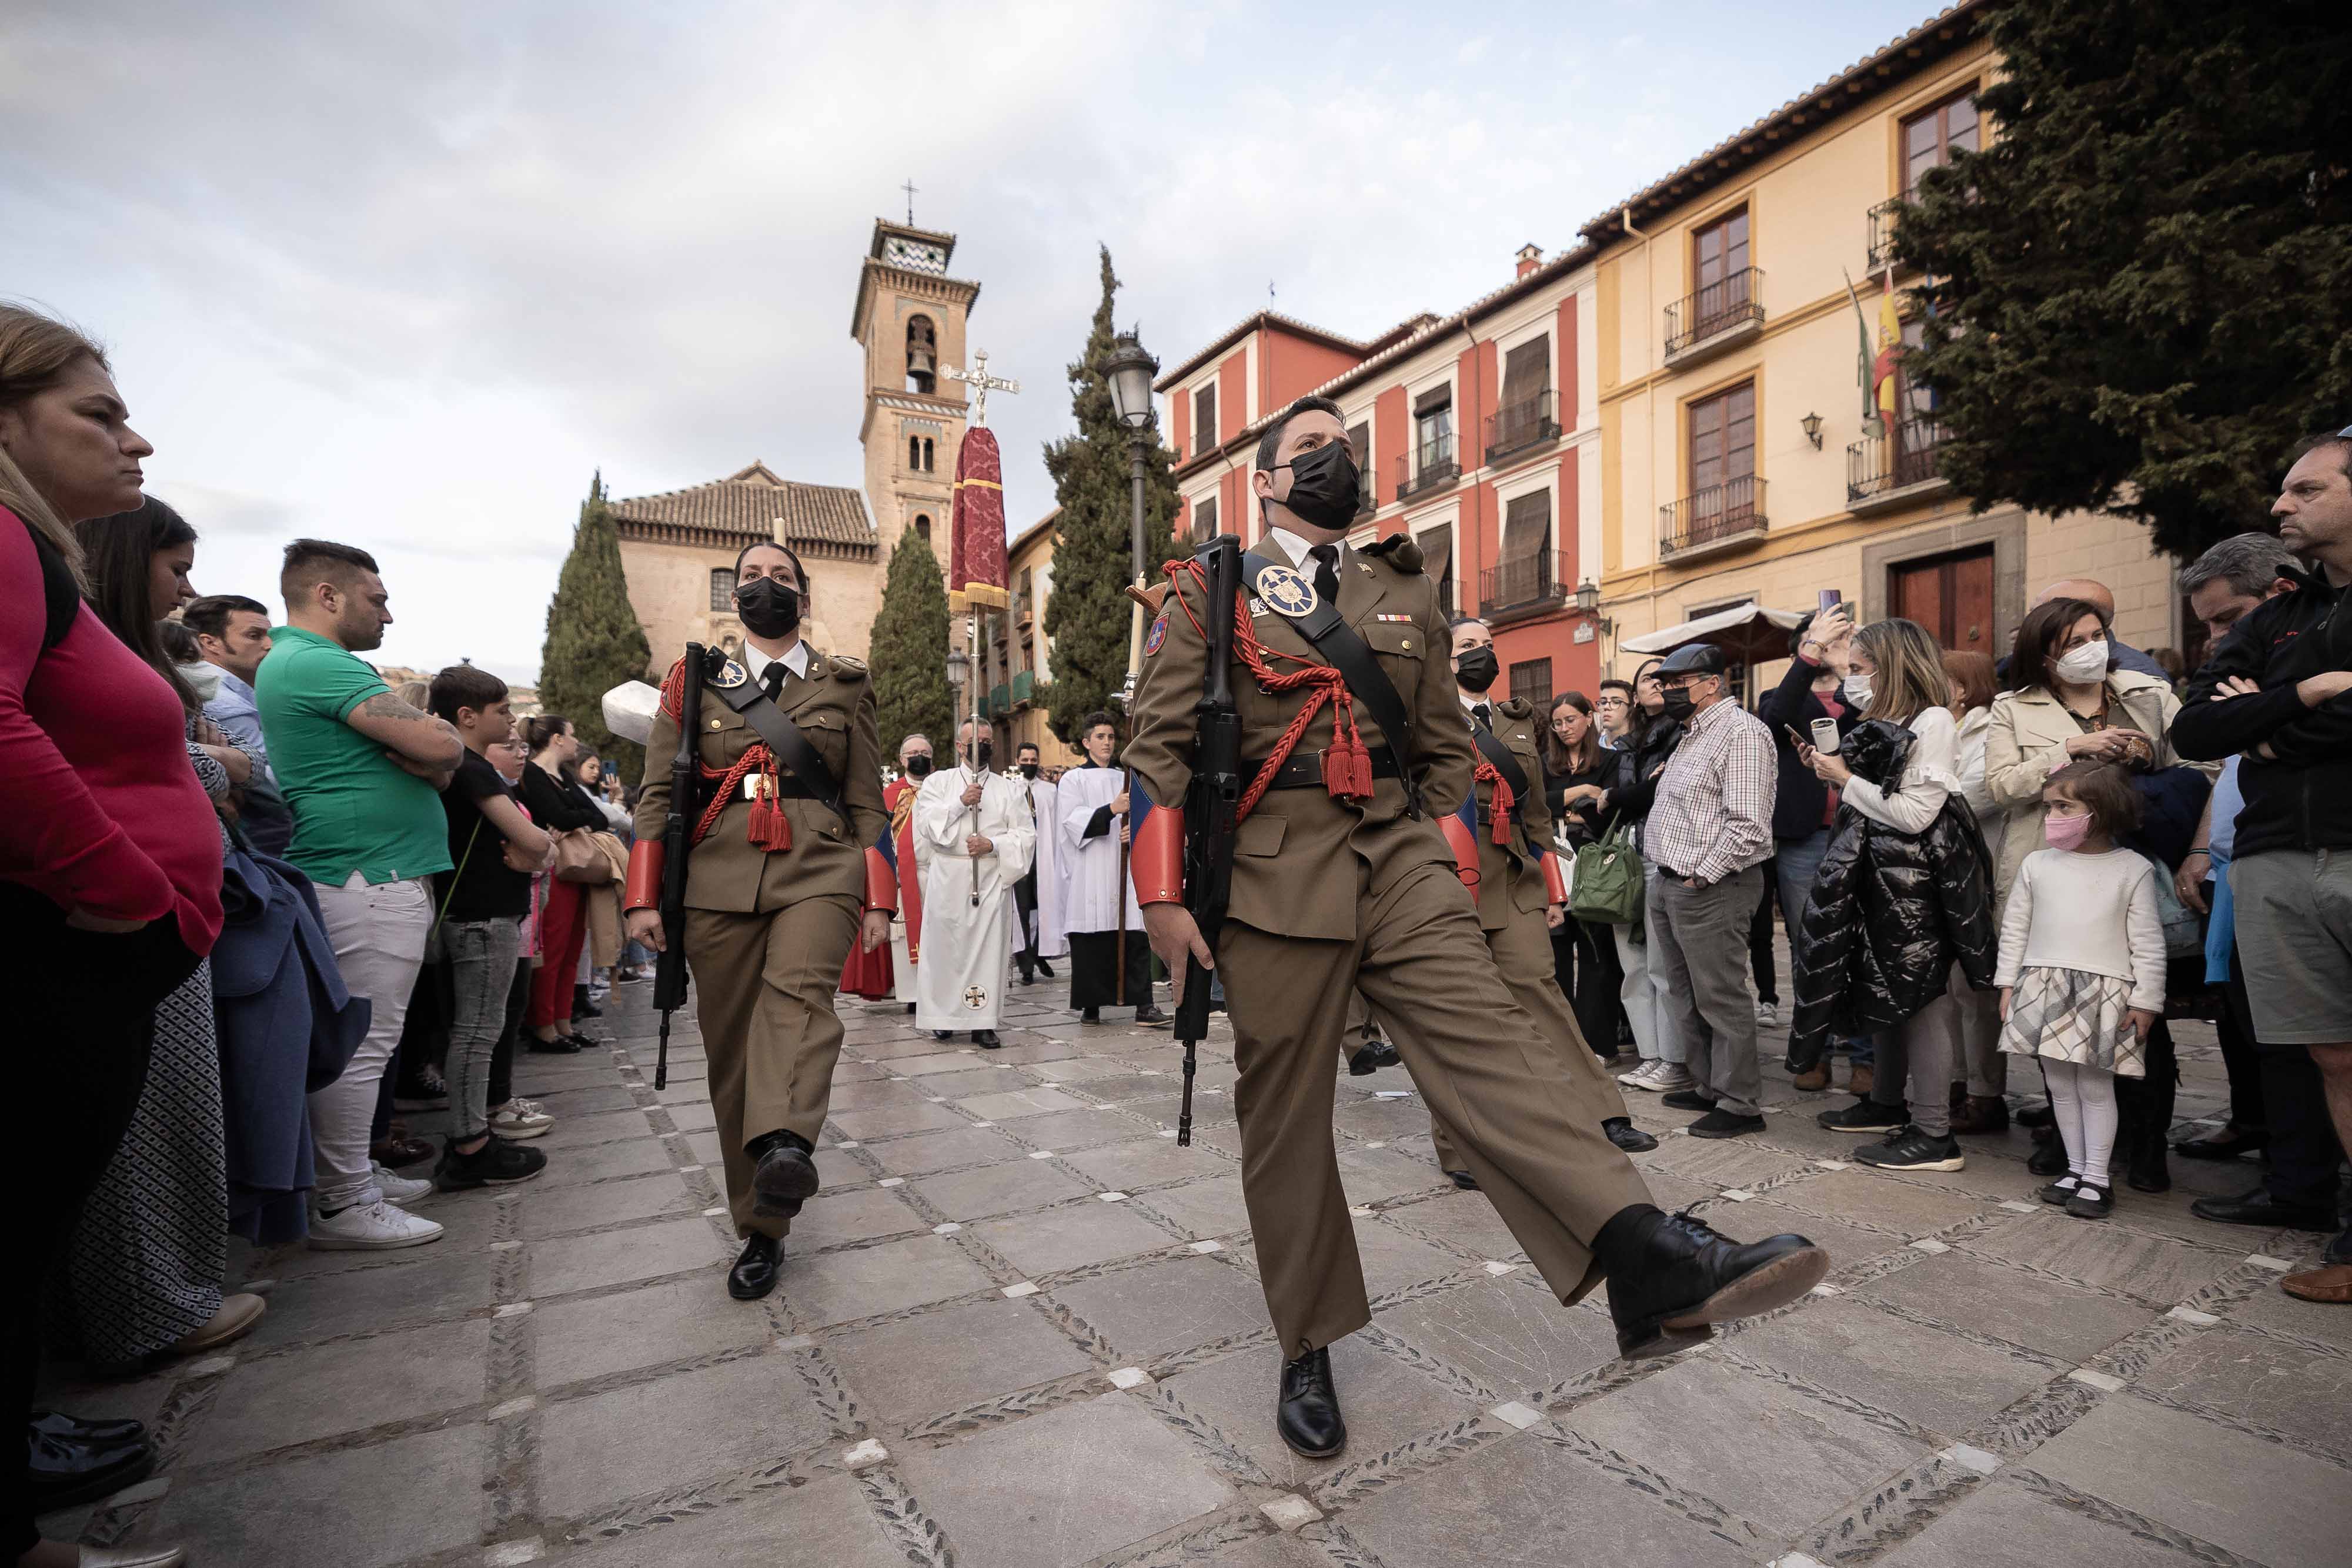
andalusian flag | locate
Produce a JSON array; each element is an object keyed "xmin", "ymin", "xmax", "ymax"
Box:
[{"xmin": 1871, "ymin": 273, "xmax": 1903, "ymax": 425}]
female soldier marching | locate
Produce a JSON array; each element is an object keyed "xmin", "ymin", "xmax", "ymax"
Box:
[{"xmin": 623, "ymin": 539, "xmax": 893, "ymax": 1302}]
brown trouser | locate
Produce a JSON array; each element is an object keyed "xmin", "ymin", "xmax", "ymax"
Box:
[
  {"xmin": 1219, "ymin": 861, "xmax": 1653, "ymax": 1358},
  {"xmin": 686, "ymin": 895, "xmax": 859, "ymax": 1239},
  {"xmin": 1428, "ymin": 901, "xmax": 1633, "ymax": 1175}
]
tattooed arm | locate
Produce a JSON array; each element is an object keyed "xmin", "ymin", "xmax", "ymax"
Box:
[{"xmin": 343, "ymin": 688, "xmax": 465, "ymax": 773}]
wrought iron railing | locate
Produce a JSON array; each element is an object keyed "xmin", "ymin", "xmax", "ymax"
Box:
[
  {"xmin": 1395, "ymin": 434, "xmax": 1460, "ymax": 500},
  {"xmin": 1479, "ymin": 550, "xmax": 1570, "ymax": 617},
  {"xmin": 1664, "ymin": 266, "xmax": 1765, "ymax": 357},
  {"xmin": 1846, "ymin": 416, "xmax": 1948, "ymax": 504},
  {"xmin": 1659, "ymin": 475, "xmax": 1768, "ymax": 557},
  {"xmin": 1866, "ymin": 198, "xmax": 1902, "ymax": 273},
  {"xmin": 1484, "ymin": 390, "xmax": 1559, "ymax": 464},
  {"xmin": 1358, "ymin": 468, "xmax": 1377, "ymax": 515}
]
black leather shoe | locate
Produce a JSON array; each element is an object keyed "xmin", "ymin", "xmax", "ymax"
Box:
[
  {"xmin": 1447, "ymin": 1169, "xmax": 1481, "ymax": 1191},
  {"xmin": 1080, "ymin": 1007, "xmax": 1101, "ymax": 1024},
  {"xmin": 2189, "ymin": 1191, "xmax": 2340, "ymax": 1231},
  {"xmin": 2126, "ymin": 1145, "xmax": 2170, "ymax": 1195},
  {"xmin": 972, "ymin": 1029, "xmax": 1002, "ymax": 1049},
  {"xmin": 1603, "ymin": 1118, "xmax": 1659, "ymax": 1153},
  {"xmin": 1275, "ymin": 1346, "xmax": 1346, "ymax": 1458},
  {"xmin": 727, "ymin": 1232, "xmax": 782, "ymax": 1300},
  {"xmin": 1133, "ymin": 1005, "xmax": 1169, "ymax": 1025},
  {"xmin": 1348, "ymin": 1039, "xmax": 1401, "ymax": 1075},
  {"xmin": 1037, "ymin": 959, "xmax": 1055, "ymax": 978},
  {"xmin": 2017, "ymin": 1102, "xmax": 2056, "ymax": 1129},
  {"xmin": 2174, "ymin": 1126, "xmax": 2270, "ymax": 1161},
  {"xmin": 2027, "ymin": 1128, "xmax": 2069, "ymax": 1176},
  {"xmin": 31, "ymin": 1409, "xmax": 146, "ymax": 1446},
  {"xmin": 1660, "ymin": 1089, "xmax": 1718, "ymax": 1112},
  {"xmin": 1597, "ymin": 1205, "xmax": 1830, "ymax": 1359},
  {"xmin": 28, "ymin": 1424, "xmax": 155, "ymax": 1509},
  {"xmin": 526, "ymin": 1033, "xmax": 583, "ymax": 1055},
  {"xmin": 933, "ymin": 1030, "xmax": 954, "ymax": 1040},
  {"xmin": 1017, "ymin": 965, "xmax": 1035, "ymax": 985},
  {"xmin": 747, "ymin": 1130, "xmax": 819, "ymax": 1219}
]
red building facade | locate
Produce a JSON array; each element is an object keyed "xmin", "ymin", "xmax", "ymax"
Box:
[{"xmin": 1158, "ymin": 245, "xmax": 1606, "ymax": 706}]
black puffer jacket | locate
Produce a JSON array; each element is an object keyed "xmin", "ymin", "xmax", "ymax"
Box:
[{"xmin": 1788, "ymin": 719, "xmax": 1997, "ymax": 1069}]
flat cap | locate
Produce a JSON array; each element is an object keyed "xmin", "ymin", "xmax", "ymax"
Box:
[{"xmin": 1655, "ymin": 643, "xmax": 1728, "ymax": 677}]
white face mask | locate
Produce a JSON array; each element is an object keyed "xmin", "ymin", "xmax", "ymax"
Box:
[
  {"xmin": 2054, "ymin": 640, "xmax": 2110, "ymax": 684},
  {"xmin": 1842, "ymin": 673, "xmax": 1873, "ymax": 709},
  {"xmin": 177, "ymin": 660, "xmax": 223, "ymax": 704}
]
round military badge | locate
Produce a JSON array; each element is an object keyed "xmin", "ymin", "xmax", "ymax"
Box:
[
  {"xmin": 709, "ymin": 659, "xmax": 750, "ymax": 689},
  {"xmin": 1253, "ymin": 563, "xmax": 1317, "ymax": 619},
  {"xmin": 1143, "ymin": 614, "xmax": 1168, "ymax": 657}
]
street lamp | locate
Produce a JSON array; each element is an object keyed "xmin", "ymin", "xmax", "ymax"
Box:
[
  {"xmin": 1800, "ymin": 411, "xmax": 1823, "ymax": 450},
  {"xmin": 1573, "ymin": 579, "xmax": 1600, "ymax": 617},
  {"xmin": 1098, "ymin": 330, "xmax": 1161, "ymax": 708},
  {"xmin": 945, "ymin": 646, "xmax": 969, "ymax": 694}
]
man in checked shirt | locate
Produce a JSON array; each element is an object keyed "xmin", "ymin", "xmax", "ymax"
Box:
[{"xmin": 1642, "ymin": 643, "xmax": 1779, "ymax": 1137}]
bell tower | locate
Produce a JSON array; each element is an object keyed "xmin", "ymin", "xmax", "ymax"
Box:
[{"xmin": 852, "ymin": 218, "xmax": 981, "ymax": 569}]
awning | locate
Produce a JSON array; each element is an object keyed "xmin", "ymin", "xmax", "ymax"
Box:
[{"xmin": 1619, "ymin": 603, "xmax": 1807, "ymax": 666}]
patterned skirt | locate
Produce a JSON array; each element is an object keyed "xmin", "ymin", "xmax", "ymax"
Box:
[{"xmin": 1998, "ymin": 964, "xmax": 2144, "ymax": 1078}]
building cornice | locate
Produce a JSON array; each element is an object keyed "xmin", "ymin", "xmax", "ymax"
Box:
[{"xmin": 851, "ymin": 260, "xmax": 983, "ymax": 340}]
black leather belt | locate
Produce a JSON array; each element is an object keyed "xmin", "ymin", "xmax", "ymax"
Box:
[
  {"xmin": 707, "ymin": 771, "xmax": 815, "ymax": 800},
  {"xmin": 1242, "ymin": 747, "xmax": 1404, "ymax": 793}
]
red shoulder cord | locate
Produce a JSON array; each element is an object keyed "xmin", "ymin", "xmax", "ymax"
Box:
[
  {"xmin": 661, "ymin": 658, "xmax": 789, "ymax": 850},
  {"xmin": 1474, "ymin": 760, "xmax": 1515, "ymax": 845},
  {"xmin": 1160, "ymin": 559, "xmax": 1376, "ymax": 827}
]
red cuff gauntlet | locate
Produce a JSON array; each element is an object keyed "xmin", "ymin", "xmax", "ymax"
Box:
[
  {"xmin": 1439, "ymin": 813, "xmax": 1481, "ymax": 890},
  {"xmin": 863, "ymin": 846, "xmax": 898, "ymax": 915},
  {"xmin": 623, "ymin": 840, "xmax": 664, "ymax": 911},
  {"xmin": 1541, "ymin": 851, "xmax": 1569, "ymax": 905},
  {"xmin": 1131, "ymin": 806, "xmax": 1185, "ymax": 905}
]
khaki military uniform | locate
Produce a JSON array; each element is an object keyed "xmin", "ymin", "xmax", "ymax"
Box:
[
  {"xmin": 1127, "ymin": 536, "xmax": 1653, "ymax": 1358},
  {"xmin": 1427, "ymin": 696, "xmax": 1633, "ymax": 1175},
  {"xmin": 634, "ymin": 646, "xmax": 888, "ymax": 1240}
]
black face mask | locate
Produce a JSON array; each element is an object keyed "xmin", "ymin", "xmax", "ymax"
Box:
[
  {"xmin": 1661, "ymin": 684, "xmax": 1698, "ymax": 722},
  {"xmin": 966, "ymin": 740, "xmax": 993, "ymax": 771},
  {"xmin": 1018, "ymin": 762, "xmax": 1039, "ymax": 778},
  {"xmin": 903, "ymin": 754, "xmax": 933, "ymax": 778},
  {"xmin": 1455, "ymin": 646, "xmax": 1499, "ymax": 693},
  {"xmin": 733, "ymin": 577, "xmax": 801, "ymax": 639},
  {"xmin": 1268, "ymin": 441, "xmax": 1361, "ymax": 532}
]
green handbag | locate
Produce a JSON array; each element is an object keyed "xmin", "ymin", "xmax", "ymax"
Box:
[{"xmin": 1569, "ymin": 815, "xmax": 1646, "ymax": 925}]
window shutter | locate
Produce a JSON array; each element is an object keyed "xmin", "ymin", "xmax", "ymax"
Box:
[
  {"xmin": 1414, "ymin": 385, "xmax": 1452, "ymax": 416},
  {"xmin": 1194, "ymin": 386, "xmax": 1218, "ymax": 453},
  {"xmin": 1501, "ymin": 339, "xmax": 1548, "ymax": 409},
  {"xmin": 1503, "ymin": 490, "xmax": 1551, "ymax": 563}
]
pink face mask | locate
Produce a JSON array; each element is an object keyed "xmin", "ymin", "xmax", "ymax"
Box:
[{"xmin": 2043, "ymin": 811, "xmax": 2092, "ymax": 852}]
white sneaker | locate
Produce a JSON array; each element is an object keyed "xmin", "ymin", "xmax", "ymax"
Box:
[
  {"xmin": 1755, "ymin": 1001, "xmax": 1780, "ymax": 1029},
  {"xmin": 307, "ymin": 1199, "xmax": 445, "ymax": 1251},
  {"xmin": 489, "ymin": 1100, "xmax": 554, "ymax": 1140},
  {"xmin": 1618, "ymin": 1059, "xmax": 1664, "ymax": 1091},
  {"xmin": 1648, "ymin": 1064, "xmax": 1697, "ymax": 1093},
  {"xmin": 369, "ymin": 1163, "xmax": 436, "ymax": 1205}
]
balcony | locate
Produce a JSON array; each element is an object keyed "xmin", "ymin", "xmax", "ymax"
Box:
[
  {"xmin": 1484, "ymin": 390, "xmax": 1561, "ymax": 467},
  {"xmin": 1479, "ymin": 549, "xmax": 1571, "ymax": 624},
  {"xmin": 986, "ymin": 682, "xmax": 1010, "ymax": 718},
  {"xmin": 1659, "ymin": 475, "xmax": 1768, "ymax": 562},
  {"xmin": 1394, "ymin": 434, "xmax": 1460, "ymax": 502},
  {"xmin": 1011, "ymin": 669, "xmax": 1035, "ymax": 706},
  {"xmin": 1865, "ymin": 198, "xmax": 1903, "ymax": 274},
  {"xmin": 1663, "ymin": 266, "xmax": 1765, "ymax": 366},
  {"xmin": 1846, "ymin": 416, "xmax": 1950, "ymax": 512},
  {"xmin": 1357, "ymin": 467, "xmax": 1377, "ymax": 517}
]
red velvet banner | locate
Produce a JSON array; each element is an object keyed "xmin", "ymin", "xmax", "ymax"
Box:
[{"xmin": 948, "ymin": 426, "xmax": 1010, "ymax": 610}]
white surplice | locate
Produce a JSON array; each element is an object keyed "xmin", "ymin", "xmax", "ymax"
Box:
[
  {"xmin": 913, "ymin": 764, "xmax": 1036, "ymax": 1031},
  {"xmin": 1013, "ymin": 773, "xmax": 1069, "ymax": 960},
  {"xmin": 1057, "ymin": 764, "xmax": 1144, "ymax": 934}
]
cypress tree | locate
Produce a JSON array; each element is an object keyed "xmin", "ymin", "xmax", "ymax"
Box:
[
  {"xmin": 1894, "ymin": 1, "xmax": 2352, "ymax": 560},
  {"xmin": 537, "ymin": 470, "xmax": 652, "ymax": 782},
  {"xmin": 1040, "ymin": 245, "xmax": 1179, "ymax": 742},
  {"xmin": 870, "ymin": 526, "xmax": 956, "ymax": 754}
]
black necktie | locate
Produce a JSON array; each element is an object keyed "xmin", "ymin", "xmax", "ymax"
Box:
[
  {"xmin": 1474, "ymin": 703, "xmax": 1493, "ymax": 731},
  {"xmin": 762, "ymin": 663, "xmax": 787, "ymax": 701},
  {"xmin": 1308, "ymin": 543, "xmax": 1341, "ymax": 605}
]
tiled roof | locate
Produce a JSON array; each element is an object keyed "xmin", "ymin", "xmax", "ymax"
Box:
[
  {"xmin": 1155, "ymin": 309, "xmax": 1396, "ymax": 392},
  {"xmin": 609, "ymin": 462, "xmax": 876, "ymax": 551},
  {"xmin": 1576, "ymin": 0, "xmax": 1989, "ymax": 239},
  {"xmin": 1008, "ymin": 508, "xmax": 1059, "ymax": 559}
]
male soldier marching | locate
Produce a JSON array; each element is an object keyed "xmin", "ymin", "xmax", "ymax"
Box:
[
  {"xmin": 624, "ymin": 540, "xmax": 894, "ymax": 1302},
  {"xmin": 1127, "ymin": 396, "xmax": 1826, "ymax": 1459},
  {"xmin": 1434, "ymin": 614, "xmax": 1657, "ymax": 1188}
]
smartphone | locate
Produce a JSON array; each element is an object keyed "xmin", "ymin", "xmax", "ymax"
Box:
[
  {"xmin": 1818, "ymin": 589, "xmax": 1844, "ymax": 613},
  {"xmin": 1810, "ymin": 717, "xmax": 1842, "ymax": 754},
  {"xmin": 1783, "ymin": 724, "xmax": 1809, "ymax": 751}
]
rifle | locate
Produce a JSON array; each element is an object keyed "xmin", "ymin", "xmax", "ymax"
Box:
[
  {"xmin": 651, "ymin": 643, "xmax": 708, "ymax": 1090},
  {"xmin": 1174, "ymin": 534, "xmax": 1242, "ymax": 1146}
]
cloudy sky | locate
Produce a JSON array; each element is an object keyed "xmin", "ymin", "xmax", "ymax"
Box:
[{"xmin": 4, "ymin": 0, "xmax": 1933, "ymax": 680}]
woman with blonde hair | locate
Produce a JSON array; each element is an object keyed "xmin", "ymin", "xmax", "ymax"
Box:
[{"xmin": 1789, "ymin": 617, "xmax": 1997, "ymax": 1172}]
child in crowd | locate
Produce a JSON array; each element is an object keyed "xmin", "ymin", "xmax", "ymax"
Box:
[{"xmin": 1996, "ymin": 761, "xmax": 2165, "ymax": 1218}]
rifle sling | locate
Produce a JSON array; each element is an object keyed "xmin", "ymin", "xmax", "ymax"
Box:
[
  {"xmin": 1240, "ymin": 550, "xmax": 1416, "ymax": 796},
  {"xmin": 713, "ymin": 678, "xmax": 850, "ymax": 829}
]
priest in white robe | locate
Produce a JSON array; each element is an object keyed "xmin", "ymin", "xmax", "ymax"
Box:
[
  {"xmin": 1009, "ymin": 743, "xmax": 1068, "ymax": 985},
  {"xmin": 1058, "ymin": 713, "xmax": 1167, "ymax": 1025},
  {"xmin": 914, "ymin": 721, "xmax": 1036, "ymax": 1047}
]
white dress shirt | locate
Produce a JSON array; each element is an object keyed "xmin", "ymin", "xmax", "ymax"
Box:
[{"xmin": 743, "ymin": 640, "xmax": 811, "ymax": 688}]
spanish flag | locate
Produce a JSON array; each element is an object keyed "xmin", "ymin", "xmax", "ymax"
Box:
[{"xmin": 1872, "ymin": 274, "xmax": 1903, "ymax": 423}]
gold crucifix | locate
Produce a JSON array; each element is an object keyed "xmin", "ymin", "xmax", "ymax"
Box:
[{"xmin": 944, "ymin": 349, "xmax": 1020, "ymax": 426}]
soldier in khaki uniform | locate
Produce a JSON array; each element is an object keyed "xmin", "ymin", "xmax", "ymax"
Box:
[
  {"xmin": 1428, "ymin": 615, "xmax": 1656, "ymax": 1187},
  {"xmin": 1127, "ymin": 396, "xmax": 1826, "ymax": 1460},
  {"xmin": 624, "ymin": 540, "xmax": 893, "ymax": 1303}
]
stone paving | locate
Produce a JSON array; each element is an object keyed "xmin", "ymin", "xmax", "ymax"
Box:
[{"xmin": 38, "ymin": 965, "xmax": 2352, "ymax": 1567}]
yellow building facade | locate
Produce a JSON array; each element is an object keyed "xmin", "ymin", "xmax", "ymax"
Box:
[{"xmin": 1589, "ymin": 4, "xmax": 2177, "ymax": 687}]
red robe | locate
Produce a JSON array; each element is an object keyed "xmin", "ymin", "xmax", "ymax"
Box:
[{"xmin": 837, "ymin": 776, "xmax": 923, "ymax": 999}]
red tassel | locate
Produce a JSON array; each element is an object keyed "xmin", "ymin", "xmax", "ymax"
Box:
[
  {"xmin": 747, "ymin": 765, "xmax": 791, "ymax": 851},
  {"xmin": 1322, "ymin": 701, "xmax": 1374, "ymax": 803}
]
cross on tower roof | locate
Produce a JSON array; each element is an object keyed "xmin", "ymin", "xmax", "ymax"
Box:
[
  {"xmin": 901, "ymin": 178, "xmax": 918, "ymax": 225},
  {"xmin": 944, "ymin": 349, "xmax": 1020, "ymax": 426}
]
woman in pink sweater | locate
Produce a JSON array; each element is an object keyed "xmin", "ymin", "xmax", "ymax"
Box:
[{"xmin": 2, "ymin": 303, "xmax": 207, "ymax": 1568}]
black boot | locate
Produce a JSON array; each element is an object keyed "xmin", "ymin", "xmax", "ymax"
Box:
[
  {"xmin": 972, "ymin": 1029, "xmax": 1001, "ymax": 1049},
  {"xmin": 1594, "ymin": 1205, "xmax": 1829, "ymax": 1359},
  {"xmin": 727, "ymin": 1232, "xmax": 783, "ymax": 1300},
  {"xmin": 26, "ymin": 1422, "xmax": 155, "ymax": 1510},
  {"xmin": 1446, "ymin": 1169, "xmax": 1481, "ymax": 1191},
  {"xmin": 2116, "ymin": 1072, "xmax": 2172, "ymax": 1193},
  {"xmin": 1275, "ymin": 1345, "xmax": 1346, "ymax": 1458},
  {"xmin": 572, "ymin": 982, "xmax": 602, "ymax": 1019},
  {"xmin": 746, "ymin": 1129, "xmax": 819, "ymax": 1220},
  {"xmin": 1134, "ymin": 1005, "xmax": 1170, "ymax": 1025},
  {"xmin": 1348, "ymin": 1039, "xmax": 1401, "ymax": 1075},
  {"xmin": 1603, "ymin": 1116, "xmax": 1659, "ymax": 1153},
  {"xmin": 2027, "ymin": 1124, "xmax": 2069, "ymax": 1176}
]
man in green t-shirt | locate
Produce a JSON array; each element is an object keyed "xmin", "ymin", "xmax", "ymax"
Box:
[{"xmin": 256, "ymin": 539, "xmax": 463, "ymax": 1252}]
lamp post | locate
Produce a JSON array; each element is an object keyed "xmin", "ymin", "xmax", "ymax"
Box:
[{"xmin": 1100, "ymin": 332, "xmax": 1160, "ymax": 708}]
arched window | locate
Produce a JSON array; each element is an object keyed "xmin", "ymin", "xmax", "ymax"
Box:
[
  {"xmin": 709, "ymin": 568, "xmax": 734, "ymax": 611},
  {"xmin": 906, "ymin": 316, "xmax": 937, "ymax": 394},
  {"xmin": 914, "ymin": 514, "xmax": 933, "ymax": 549},
  {"xmin": 909, "ymin": 434, "xmax": 921, "ymax": 470},
  {"xmin": 921, "ymin": 437, "xmax": 936, "ymax": 472}
]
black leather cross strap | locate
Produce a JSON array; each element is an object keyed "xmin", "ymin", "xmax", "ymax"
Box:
[
  {"xmin": 1468, "ymin": 718, "xmax": 1530, "ymax": 803},
  {"xmin": 1244, "ymin": 748, "xmax": 1404, "ymax": 794},
  {"xmin": 1242, "ymin": 549, "xmax": 1418, "ymax": 804},
  {"xmin": 713, "ymin": 674, "xmax": 848, "ymax": 828}
]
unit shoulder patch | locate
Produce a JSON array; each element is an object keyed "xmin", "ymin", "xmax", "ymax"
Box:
[{"xmin": 1143, "ymin": 614, "xmax": 1168, "ymax": 657}]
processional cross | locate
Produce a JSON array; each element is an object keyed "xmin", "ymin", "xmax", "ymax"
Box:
[{"xmin": 944, "ymin": 349, "xmax": 1020, "ymax": 426}]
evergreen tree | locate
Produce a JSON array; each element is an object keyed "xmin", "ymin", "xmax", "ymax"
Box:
[
  {"xmin": 537, "ymin": 470, "xmax": 652, "ymax": 782},
  {"xmin": 1895, "ymin": 1, "xmax": 2352, "ymax": 560},
  {"xmin": 1040, "ymin": 245, "xmax": 1179, "ymax": 742},
  {"xmin": 870, "ymin": 526, "xmax": 955, "ymax": 754}
]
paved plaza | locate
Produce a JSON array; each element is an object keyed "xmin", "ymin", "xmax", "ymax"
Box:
[{"xmin": 39, "ymin": 968, "xmax": 2352, "ymax": 1567}]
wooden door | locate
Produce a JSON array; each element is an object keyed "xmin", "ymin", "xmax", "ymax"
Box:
[{"xmin": 1889, "ymin": 547, "xmax": 1995, "ymax": 653}]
